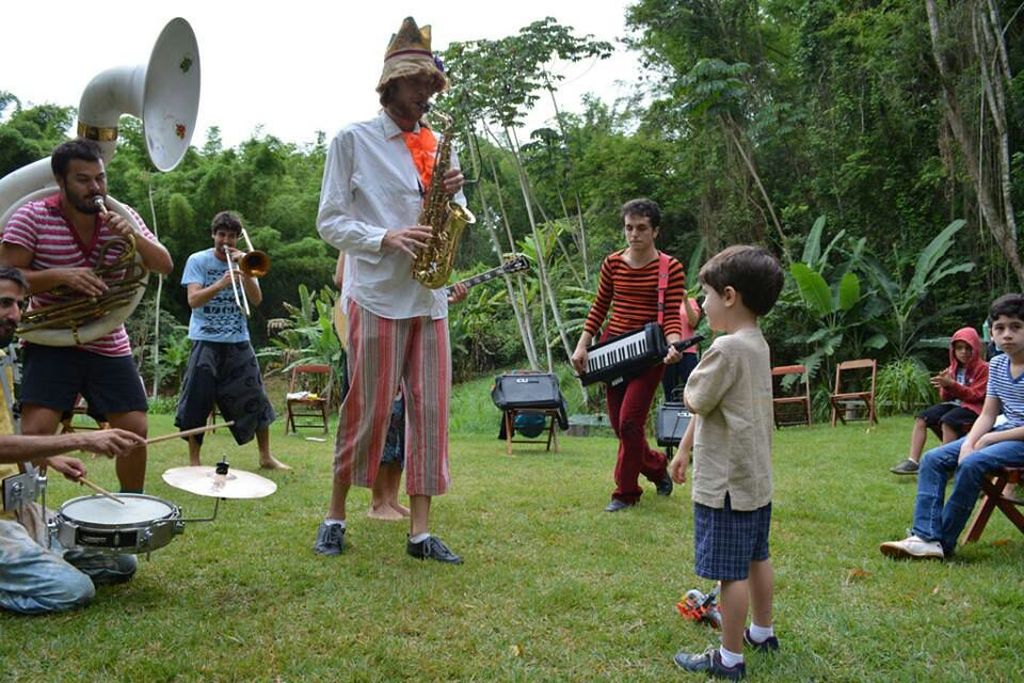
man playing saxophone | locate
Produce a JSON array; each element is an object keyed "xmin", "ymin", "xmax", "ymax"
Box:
[
  {"xmin": 0, "ymin": 139, "xmax": 173, "ymax": 493},
  {"xmin": 315, "ymin": 16, "xmax": 468, "ymax": 563}
]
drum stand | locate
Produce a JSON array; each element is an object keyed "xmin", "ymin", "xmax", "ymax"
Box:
[
  {"xmin": 1, "ymin": 464, "xmax": 46, "ymax": 513},
  {"xmin": 180, "ymin": 494, "xmax": 223, "ymax": 524}
]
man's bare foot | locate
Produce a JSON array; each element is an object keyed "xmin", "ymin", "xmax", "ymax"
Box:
[
  {"xmin": 389, "ymin": 501, "xmax": 410, "ymax": 517},
  {"xmin": 259, "ymin": 456, "xmax": 292, "ymax": 471},
  {"xmin": 367, "ymin": 503, "xmax": 404, "ymax": 521}
]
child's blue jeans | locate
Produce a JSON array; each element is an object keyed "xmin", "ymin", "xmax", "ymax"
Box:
[{"xmin": 912, "ymin": 435, "xmax": 1024, "ymax": 554}]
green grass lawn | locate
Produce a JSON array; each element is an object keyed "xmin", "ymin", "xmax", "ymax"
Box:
[{"xmin": 3, "ymin": 410, "xmax": 1024, "ymax": 681}]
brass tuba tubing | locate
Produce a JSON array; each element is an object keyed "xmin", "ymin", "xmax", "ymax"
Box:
[{"xmin": 16, "ymin": 234, "xmax": 148, "ymax": 343}]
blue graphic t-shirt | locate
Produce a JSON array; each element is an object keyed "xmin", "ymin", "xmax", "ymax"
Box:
[{"xmin": 182, "ymin": 248, "xmax": 250, "ymax": 343}]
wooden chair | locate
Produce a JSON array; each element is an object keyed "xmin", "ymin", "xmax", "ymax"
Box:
[
  {"xmin": 962, "ymin": 467, "xmax": 1024, "ymax": 544},
  {"xmin": 829, "ymin": 359, "xmax": 878, "ymax": 426},
  {"xmin": 284, "ymin": 364, "xmax": 331, "ymax": 435},
  {"xmin": 771, "ymin": 365, "xmax": 812, "ymax": 428}
]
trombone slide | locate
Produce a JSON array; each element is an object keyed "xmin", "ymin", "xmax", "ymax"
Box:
[{"xmin": 223, "ymin": 245, "xmax": 251, "ymax": 317}]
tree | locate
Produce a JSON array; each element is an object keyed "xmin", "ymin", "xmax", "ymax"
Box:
[{"xmin": 925, "ymin": 0, "xmax": 1024, "ymax": 288}]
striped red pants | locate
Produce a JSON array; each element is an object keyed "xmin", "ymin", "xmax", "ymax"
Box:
[{"xmin": 333, "ymin": 301, "xmax": 451, "ymax": 496}]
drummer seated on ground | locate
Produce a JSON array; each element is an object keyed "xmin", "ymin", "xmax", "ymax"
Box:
[
  {"xmin": 0, "ymin": 265, "xmax": 146, "ymax": 614},
  {"xmin": 0, "ymin": 427, "xmax": 145, "ymax": 615}
]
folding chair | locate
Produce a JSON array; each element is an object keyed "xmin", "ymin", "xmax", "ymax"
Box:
[
  {"xmin": 771, "ymin": 365, "xmax": 812, "ymax": 428},
  {"xmin": 502, "ymin": 409, "xmax": 560, "ymax": 455},
  {"xmin": 284, "ymin": 364, "xmax": 331, "ymax": 434},
  {"xmin": 962, "ymin": 467, "xmax": 1024, "ymax": 543},
  {"xmin": 491, "ymin": 371, "xmax": 566, "ymax": 455},
  {"xmin": 829, "ymin": 359, "xmax": 878, "ymax": 426}
]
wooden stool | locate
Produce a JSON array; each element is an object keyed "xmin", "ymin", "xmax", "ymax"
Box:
[
  {"xmin": 503, "ymin": 409, "xmax": 559, "ymax": 455},
  {"xmin": 962, "ymin": 467, "xmax": 1024, "ymax": 543}
]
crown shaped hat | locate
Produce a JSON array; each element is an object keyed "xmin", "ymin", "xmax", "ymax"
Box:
[{"xmin": 377, "ymin": 16, "xmax": 447, "ymax": 94}]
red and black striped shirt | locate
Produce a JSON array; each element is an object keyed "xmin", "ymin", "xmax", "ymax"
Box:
[{"xmin": 583, "ymin": 250, "xmax": 686, "ymax": 340}]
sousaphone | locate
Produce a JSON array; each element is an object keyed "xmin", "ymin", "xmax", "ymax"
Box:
[{"xmin": 0, "ymin": 18, "xmax": 201, "ymax": 345}]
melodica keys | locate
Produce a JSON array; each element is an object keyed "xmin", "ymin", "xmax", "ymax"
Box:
[{"xmin": 580, "ymin": 322, "xmax": 703, "ymax": 387}]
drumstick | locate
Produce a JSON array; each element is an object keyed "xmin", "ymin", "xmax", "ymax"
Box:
[
  {"xmin": 145, "ymin": 421, "xmax": 236, "ymax": 446},
  {"xmin": 78, "ymin": 476, "xmax": 126, "ymax": 505}
]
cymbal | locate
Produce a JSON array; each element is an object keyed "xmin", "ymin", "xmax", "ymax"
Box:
[{"xmin": 161, "ymin": 466, "xmax": 277, "ymax": 499}]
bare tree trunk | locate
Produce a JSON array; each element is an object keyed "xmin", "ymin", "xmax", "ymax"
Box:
[
  {"xmin": 507, "ymin": 127, "xmax": 576, "ymax": 367},
  {"xmin": 975, "ymin": 4, "xmax": 1018, "ymax": 255},
  {"xmin": 721, "ymin": 113, "xmax": 789, "ymax": 254},
  {"xmin": 545, "ymin": 77, "xmax": 590, "ymax": 285},
  {"xmin": 478, "ymin": 141, "xmax": 539, "ymax": 369},
  {"xmin": 925, "ymin": 0, "xmax": 1024, "ymax": 288}
]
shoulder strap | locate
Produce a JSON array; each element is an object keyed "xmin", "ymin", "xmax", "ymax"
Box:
[{"xmin": 656, "ymin": 252, "xmax": 670, "ymax": 326}]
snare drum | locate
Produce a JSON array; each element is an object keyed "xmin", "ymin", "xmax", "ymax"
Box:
[{"xmin": 53, "ymin": 494, "xmax": 184, "ymax": 553}]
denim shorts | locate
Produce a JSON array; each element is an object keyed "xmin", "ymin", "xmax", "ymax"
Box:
[{"xmin": 694, "ymin": 495, "xmax": 771, "ymax": 581}]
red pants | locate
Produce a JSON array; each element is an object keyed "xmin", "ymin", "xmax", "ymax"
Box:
[{"xmin": 606, "ymin": 362, "xmax": 669, "ymax": 503}]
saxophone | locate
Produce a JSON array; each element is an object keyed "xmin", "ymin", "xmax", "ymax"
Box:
[{"xmin": 411, "ymin": 110, "xmax": 476, "ymax": 289}]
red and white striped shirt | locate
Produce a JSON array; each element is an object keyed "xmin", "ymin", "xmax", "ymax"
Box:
[{"xmin": 2, "ymin": 193, "xmax": 153, "ymax": 357}]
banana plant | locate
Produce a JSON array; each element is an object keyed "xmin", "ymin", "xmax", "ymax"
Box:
[
  {"xmin": 862, "ymin": 219, "xmax": 975, "ymax": 360},
  {"xmin": 786, "ymin": 216, "xmax": 883, "ymax": 383},
  {"xmin": 260, "ymin": 284, "xmax": 343, "ymax": 404}
]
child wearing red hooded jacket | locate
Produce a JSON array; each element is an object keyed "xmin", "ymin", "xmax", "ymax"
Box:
[{"xmin": 890, "ymin": 327, "xmax": 989, "ymax": 475}]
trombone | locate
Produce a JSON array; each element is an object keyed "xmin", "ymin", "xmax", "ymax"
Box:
[{"xmin": 224, "ymin": 228, "xmax": 270, "ymax": 318}]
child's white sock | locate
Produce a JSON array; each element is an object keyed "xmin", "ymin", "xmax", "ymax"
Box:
[
  {"xmin": 718, "ymin": 646, "xmax": 744, "ymax": 668},
  {"xmin": 324, "ymin": 518, "xmax": 345, "ymax": 529},
  {"xmin": 748, "ymin": 623, "xmax": 774, "ymax": 642},
  {"xmin": 410, "ymin": 532, "xmax": 430, "ymax": 544}
]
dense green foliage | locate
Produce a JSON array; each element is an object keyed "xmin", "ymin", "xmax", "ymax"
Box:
[{"xmin": 1, "ymin": 1, "xmax": 1022, "ymax": 398}]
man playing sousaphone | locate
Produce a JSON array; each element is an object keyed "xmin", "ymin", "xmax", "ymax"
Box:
[
  {"xmin": 0, "ymin": 139, "xmax": 173, "ymax": 493},
  {"xmin": 315, "ymin": 16, "xmax": 468, "ymax": 563}
]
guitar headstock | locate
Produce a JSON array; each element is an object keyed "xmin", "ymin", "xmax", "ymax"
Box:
[{"xmin": 501, "ymin": 254, "xmax": 530, "ymax": 275}]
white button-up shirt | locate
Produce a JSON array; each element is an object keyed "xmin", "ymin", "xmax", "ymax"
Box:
[{"xmin": 317, "ymin": 111, "xmax": 466, "ymax": 320}]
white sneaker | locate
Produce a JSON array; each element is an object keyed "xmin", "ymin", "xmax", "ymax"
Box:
[{"xmin": 879, "ymin": 535, "xmax": 944, "ymax": 560}]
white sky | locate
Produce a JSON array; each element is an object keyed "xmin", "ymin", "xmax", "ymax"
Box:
[{"xmin": 1, "ymin": 1, "xmax": 643, "ymax": 150}]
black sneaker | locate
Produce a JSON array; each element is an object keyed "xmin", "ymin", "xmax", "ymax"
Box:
[
  {"xmin": 313, "ymin": 521, "xmax": 346, "ymax": 556},
  {"xmin": 656, "ymin": 472, "xmax": 674, "ymax": 496},
  {"xmin": 604, "ymin": 498, "xmax": 636, "ymax": 512},
  {"xmin": 889, "ymin": 458, "xmax": 919, "ymax": 475},
  {"xmin": 407, "ymin": 535, "xmax": 463, "ymax": 564},
  {"xmin": 673, "ymin": 647, "xmax": 745, "ymax": 680},
  {"xmin": 743, "ymin": 628, "xmax": 780, "ymax": 653}
]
